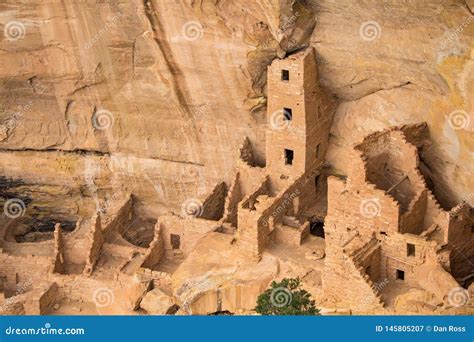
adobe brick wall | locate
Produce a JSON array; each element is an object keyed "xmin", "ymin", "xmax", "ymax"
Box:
[
  {"xmin": 83, "ymin": 214, "xmax": 105, "ymax": 275},
  {"xmin": 201, "ymin": 182, "xmax": 228, "ymax": 221},
  {"xmin": 323, "ymin": 123, "xmax": 472, "ymax": 309},
  {"xmin": 102, "ymin": 195, "xmax": 133, "ymax": 236},
  {"xmin": 399, "ymin": 189, "xmax": 427, "ymax": 235},
  {"xmin": 266, "ymin": 48, "xmax": 332, "ymax": 192},
  {"xmin": 239, "ymin": 137, "xmax": 256, "ymax": 167},
  {"xmin": 38, "ymin": 282, "xmax": 59, "ymax": 314},
  {"xmin": 0, "ymin": 254, "xmax": 50, "ymax": 296},
  {"xmin": 140, "ymin": 223, "xmax": 165, "ymax": 269},
  {"xmin": 221, "ymin": 172, "xmax": 242, "ymax": 227},
  {"xmin": 447, "ymin": 203, "xmax": 474, "ymax": 279},
  {"xmin": 52, "ymin": 224, "xmax": 66, "ymax": 274},
  {"xmin": 159, "ymin": 214, "xmax": 219, "ymax": 256}
]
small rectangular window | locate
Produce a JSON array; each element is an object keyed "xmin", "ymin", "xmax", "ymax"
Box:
[
  {"xmin": 281, "ymin": 69, "xmax": 289, "ymax": 81},
  {"xmin": 407, "ymin": 243, "xmax": 415, "ymax": 257},
  {"xmin": 170, "ymin": 234, "xmax": 180, "ymax": 250},
  {"xmin": 316, "ymin": 143, "xmax": 321, "ymax": 158},
  {"xmin": 283, "ymin": 107, "xmax": 292, "ymax": 121},
  {"xmin": 396, "ymin": 269, "xmax": 405, "ymax": 281},
  {"xmin": 284, "ymin": 149, "xmax": 294, "ymax": 165}
]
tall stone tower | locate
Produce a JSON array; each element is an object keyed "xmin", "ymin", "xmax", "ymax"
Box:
[{"xmin": 265, "ymin": 47, "xmax": 327, "ymax": 188}]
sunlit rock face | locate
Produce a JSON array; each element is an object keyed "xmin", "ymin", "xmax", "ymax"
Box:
[{"xmin": 0, "ymin": 0, "xmax": 471, "ymax": 212}]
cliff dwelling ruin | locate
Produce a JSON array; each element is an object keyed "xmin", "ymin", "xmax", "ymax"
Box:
[
  {"xmin": 0, "ymin": 45, "xmax": 472, "ymax": 316},
  {"xmin": 0, "ymin": 0, "xmax": 473, "ymax": 317}
]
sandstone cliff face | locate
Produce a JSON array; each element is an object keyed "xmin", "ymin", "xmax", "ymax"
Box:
[{"xmin": 0, "ymin": 0, "xmax": 472, "ymax": 216}]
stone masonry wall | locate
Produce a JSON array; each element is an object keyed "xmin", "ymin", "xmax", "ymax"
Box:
[
  {"xmin": 140, "ymin": 223, "xmax": 165, "ymax": 269},
  {"xmin": 159, "ymin": 214, "xmax": 219, "ymax": 256},
  {"xmin": 83, "ymin": 215, "xmax": 104, "ymax": 275},
  {"xmin": 52, "ymin": 224, "xmax": 66, "ymax": 274}
]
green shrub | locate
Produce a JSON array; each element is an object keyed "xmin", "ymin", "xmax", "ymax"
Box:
[{"xmin": 255, "ymin": 277, "xmax": 320, "ymax": 315}]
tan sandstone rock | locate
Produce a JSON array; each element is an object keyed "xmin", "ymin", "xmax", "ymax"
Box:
[{"xmin": 140, "ymin": 288, "xmax": 175, "ymax": 315}]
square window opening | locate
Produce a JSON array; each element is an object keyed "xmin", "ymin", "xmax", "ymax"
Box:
[
  {"xmin": 284, "ymin": 149, "xmax": 294, "ymax": 165},
  {"xmin": 407, "ymin": 243, "xmax": 416, "ymax": 257},
  {"xmin": 396, "ymin": 269, "xmax": 405, "ymax": 281},
  {"xmin": 281, "ymin": 69, "xmax": 289, "ymax": 81},
  {"xmin": 283, "ymin": 107, "xmax": 292, "ymax": 121}
]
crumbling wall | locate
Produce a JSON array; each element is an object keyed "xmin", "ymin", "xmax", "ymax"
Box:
[
  {"xmin": 323, "ymin": 242, "xmax": 384, "ymax": 310},
  {"xmin": 237, "ymin": 170, "xmax": 317, "ymax": 259},
  {"xmin": 60, "ymin": 219, "xmax": 97, "ymax": 271},
  {"xmin": 159, "ymin": 214, "xmax": 219, "ymax": 256},
  {"xmin": 140, "ymin": 224, "xmax": 165, "ymax": 269},
  {"xmin": 236, "ymin": 178, "xmax": 272, "ymax": 261},
  {"xmin": 37, "ymin": 282, "xmax": 59, "ymax": 315},
  {"xmin": 399, "ymin": 189, "xmax": 427, "ymax": 235},
  {"xmin": 0, "ymin": 300, "xmax": 25, "ymax": 315},
  {"xmin": 350, "ymin": 240, "xmax": 382, "ymax": 284},
  {"xmin": 239, "ymin": 137, "xmax": 256, "ymax": 167},
  {"xmin": 0, "ymin": 254, "xmax": 50, "ymax": 296},
  {"xmin": 447, "ymin": 203, "xmax": 474, "ymax": 280},
  {"xmin": 201, "ymin": 182, "xmax": 228, "ymax": 221},
  {"xmin": 102, "ymin": 195, "xmax": 133, "ymax": 236},
  {"xmin": 274, "ymin": 222, "xmax": 309, "ymax": 246},
  {"xmin": 357, "ymin": 130, "xmax": 425, "ymax": 216},
  {"xmin": 325, "ymin": 176, "xmax": 399, "ymax": 243},
  {"xmin": 52, "ymin": 224, "xmax": 66, "ymax": 274},
  {"xmin": 380, "ymin": 233, "xmax": 436, "ymax": 287},
  {"xmin": 221, "ymin": 172, "xmax": 242, "ymax": 227},
  {"xmin": 83, "ymin": 215, "xmax": 105, "ymax": 275},
  {"xmin": 51, "ymin": 275, "xmax": 116, "ymax": 304}
]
